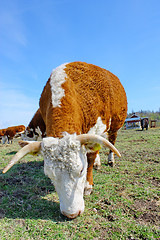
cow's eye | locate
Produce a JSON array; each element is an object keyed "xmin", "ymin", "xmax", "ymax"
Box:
[{"xmin": 80, "ymin": 166, "xmax": 84, "ymax": 176}]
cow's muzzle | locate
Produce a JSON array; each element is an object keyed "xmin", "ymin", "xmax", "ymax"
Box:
[{"xmin": 61, "ymin": 209, "xmax": 83, "ymax": 219}]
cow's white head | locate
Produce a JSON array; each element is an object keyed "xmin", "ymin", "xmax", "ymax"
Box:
[
  {"xmin": 42, "ymin": 134, "xmax": 87, "ymax": 218},
  {"xmin": 3, "ymin": 133, "xmax": 121, "ymax": 219}
]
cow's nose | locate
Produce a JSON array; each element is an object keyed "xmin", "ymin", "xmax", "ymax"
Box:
[{"xmin": 61, "ymin": 210, "xmax": 82, "ymax": 219}]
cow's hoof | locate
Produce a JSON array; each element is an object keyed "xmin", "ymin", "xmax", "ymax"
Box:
[
  {"xmin": 108, "ymin": 152, "xmax": 115, "ymax": 167},
  {"xmin": 108, "ymin": 161, "xmax": 115, "ymax": 167},
  {"xmin": 93, "ymin": 163, "xmax": 101, "ymax": 170},
  {"xmin": 84, "ymin": 181, "xmax": 93, "ymax": 195},
  {"xmin": 84, "ymin": 188, "xmax": 93, "ymax": 196}
]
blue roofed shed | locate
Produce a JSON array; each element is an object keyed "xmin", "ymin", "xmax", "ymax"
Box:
[{"xmin": 125, "ymin": 113, "xmax": 141, "ymax": 129}]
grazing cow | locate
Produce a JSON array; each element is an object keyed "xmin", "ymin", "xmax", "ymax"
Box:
[
  {"xmin": 22, "ymin": 108, "xmax": 46, "ymax": 141},
  {"xmin": 4, "ymin": 125, "xmax": 25, "ymax": 143},
  {"xmin": 0, "ymin": 129, "xmax": 7, "ymax": 144},
  {"xmin": 3, "ymin": 62, "xmax": 127, "ymax": 218},
  {"xmin": 141, "ymin": 118, "xmax": 149, "ymax": 131}
]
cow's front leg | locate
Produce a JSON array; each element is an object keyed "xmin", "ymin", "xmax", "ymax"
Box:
[{"xmin": 84, "ymin": 151, "xmax": 98, "ymax": 195}]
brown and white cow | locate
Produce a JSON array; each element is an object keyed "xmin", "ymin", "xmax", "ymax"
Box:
[
  {"xmin": 3, "ymin": 125, "xmax": 25, "ymax": 144},
  {"xmin": 3, "ymin": 62, "xmax": 127, "ymax": 218},
  {"xmin": 22, "ymin": 108, "xmax": 46, "ymax": 141}
]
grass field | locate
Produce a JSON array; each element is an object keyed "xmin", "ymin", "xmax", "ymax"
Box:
[{"xmin": 0, "ymin": 128, "xmax": 159, "ymax": 239}]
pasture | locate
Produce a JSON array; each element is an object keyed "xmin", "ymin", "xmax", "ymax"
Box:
[{"xmin": 0, "ymin": 128, "xmax": 159, "ymax": 239}]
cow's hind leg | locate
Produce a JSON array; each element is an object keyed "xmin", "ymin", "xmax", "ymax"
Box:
[
  {"xmin": 84, "ymin": 151, "xmax": 99, "ymax": 195},
  {"xmin": 107, "ymin": 130, "xmax": 118, "ymax": 167}
]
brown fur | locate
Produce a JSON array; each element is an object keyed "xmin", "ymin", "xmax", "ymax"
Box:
[
  {"xmin": 87, "ymin": 151, "xmax": 99, "ymax": 185},
  {"xmin": 0, "ymin": 129, "xmax": 7, "ymax": 137},
  {"xmin": 39, "ymin": 61, "xmax": 127, "ymax": 186},
  {"xmin": 0, "ymin": 128, "xmax": 7, "ymax": 143}
]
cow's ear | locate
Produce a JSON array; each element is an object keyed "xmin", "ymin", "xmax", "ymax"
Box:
[{"xmin": 18, "ymin": 140, "xmax": 30, "ymax": 148}]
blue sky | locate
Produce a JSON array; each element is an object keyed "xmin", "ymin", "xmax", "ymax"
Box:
[{"xmin": 0, "ymin": 0, "xmax": 160, "ymax": 128}]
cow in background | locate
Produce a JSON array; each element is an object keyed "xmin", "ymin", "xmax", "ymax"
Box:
[
  {"xmin": 141, "ymin": 118, "xmax": 149, "ymax": 131},
  {"xmin": 22, "ymin": 108, "xmax": 46, "ymax": 141},
  {"xmin": 3, "ymin": 125, "xmax": 25, "ymax": 143}
]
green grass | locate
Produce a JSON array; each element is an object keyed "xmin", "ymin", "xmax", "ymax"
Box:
[{"xmin": 0, "ymin": 128, "xmax": 159, "ymax": 239}]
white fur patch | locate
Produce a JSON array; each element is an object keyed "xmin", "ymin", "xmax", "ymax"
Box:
[
  {"xmin": 50, "ymin": 63, "xmax": 68, "ymax": 107},
  {"xmin": 35, "ymin": 126, "xmax": 42, "ymax": 136},
  {"xmin": 42, "ymin": 134, "xmax": 84, "ymax": 176},
  {"xmin": 88, "ymin": 117, "xmax": 106, "ymax": 135}
]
